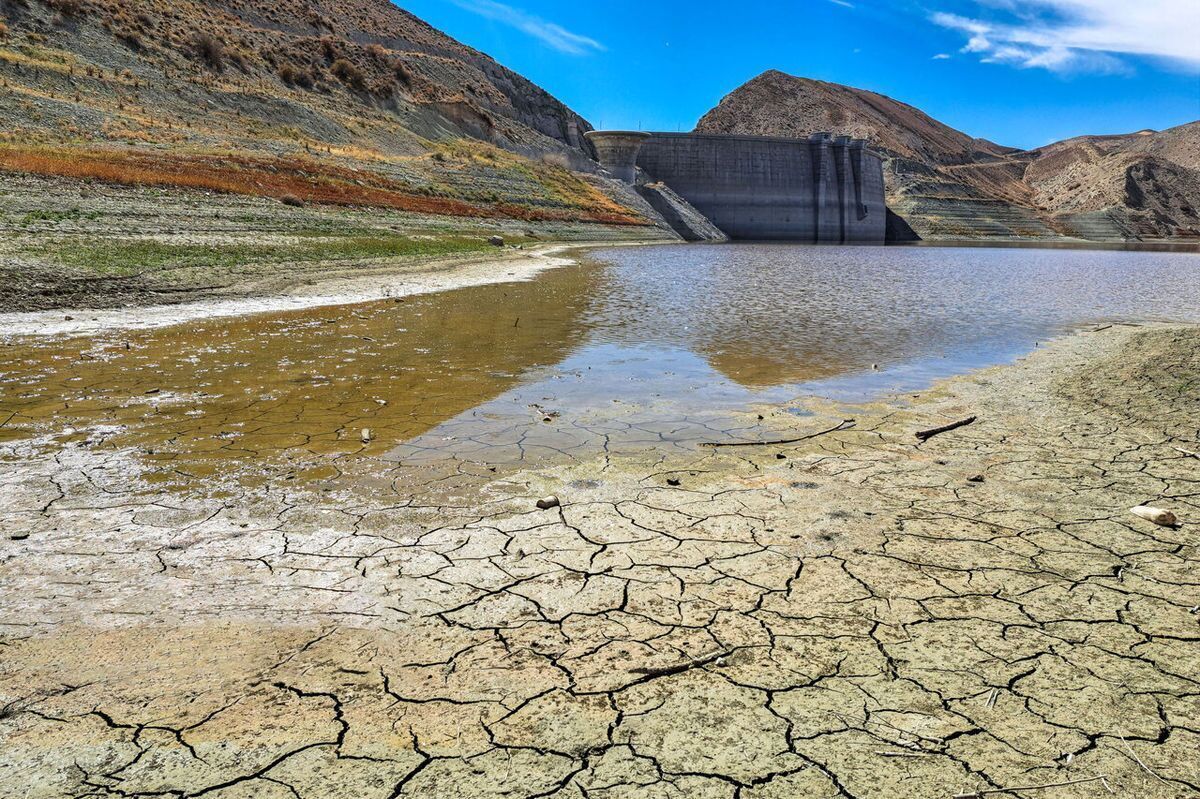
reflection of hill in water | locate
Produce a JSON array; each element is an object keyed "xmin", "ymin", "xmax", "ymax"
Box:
[
  {"xmin": 0, "ymin": 264, "xmax": 602, "ymax": 487},
  {"xmin": 586, "ymin": 245, "xmax": 963, "ymax": 389}
]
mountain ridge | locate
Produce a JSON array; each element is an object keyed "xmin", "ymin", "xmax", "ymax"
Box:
[{"xmin": 696, "ymin": 70, "xmax": 1200, "ymax": 241}]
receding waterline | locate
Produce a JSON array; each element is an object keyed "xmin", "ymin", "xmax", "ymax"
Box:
[{"xmin": 2, "ymin": 242, "xmax": 1198, "ymax": 483}]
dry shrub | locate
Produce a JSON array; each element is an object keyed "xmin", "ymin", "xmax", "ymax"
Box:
[
  {"xmin": 319, "ymin": 36, "xmax": 338, "ymax": 62},
  {"xmin": 540, "ymin": 152, "xmax": 572, "ymax": 170},
  {"xmin": 192, "ymin": 31, "xmax": 224, "ymax": 71},
  {"xmin": 226, "ymin": 48, "xmax": 250, "ymax": 72},
  {"xmin": 330, "ymin": 58, "xmax": 364, "ymax": 91},
  {"xmin": 278, "ymin": 64, "xmax": 313, "ymax": 89},
  {"xmin": 279, "ymin": 194, "xmax": 304, "ymax": 208},
  {"xmin": 118, "ymin": 30, "xmax": 141, "ymax": 50},
  {"xmin": 365, "ymin": 43, "xmax": 387, "ymax": 61},
  {"xmin": 47, "ymin": 0, "xmax": 84, "ymax": 16},
  {"xmin": 392, "ymin": 59, "xmax": 412, "ymax": 86},
  {"xmin": 0, "ymin": 21, "xmax": 8, "ymax": 39}
]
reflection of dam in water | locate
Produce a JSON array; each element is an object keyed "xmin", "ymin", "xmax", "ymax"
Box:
[{"xmin": 587, "ymin": 131, "xmax": 887, "ymax": 243}]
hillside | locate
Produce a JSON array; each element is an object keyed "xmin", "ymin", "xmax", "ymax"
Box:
[
  {"xmin": 0, "ymin": 0, "xmax": 682, "ymax": 312},
  {"xmin": 0, "ymin": 0, "xmax": 653, "ymax": 225},
  {"xmin": 697, "ymin": 71, "xmax": 1200, "ymax": 242}
]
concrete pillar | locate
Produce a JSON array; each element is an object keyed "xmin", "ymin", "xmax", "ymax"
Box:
[
  {"xmin": 584, "ymin": 131, "xmax": 651, "ymax": 184},
  {"xmin": 808, "ymin": 133, "xmax": 838, "ymax": 244},
  {"xmin": 832, "ymin": 136, "xmax": 852, "ymax": 244}
]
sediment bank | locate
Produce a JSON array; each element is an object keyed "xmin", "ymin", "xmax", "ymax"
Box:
[{"xmin": 0, "ymin": 242, "xmax": 615, "ymax": 339}]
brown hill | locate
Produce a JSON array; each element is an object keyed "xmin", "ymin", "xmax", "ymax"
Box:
[
  {"xmin": 696, "ymin": 70, "xmax": 1200, "ymax": 242},
  {"xmin": 697, "ymin": 70, "xmax": 1011, "ymax": 166},
  {"xmin": 0, "ymin": 0, "xmax": 652, "ymax": 225}
]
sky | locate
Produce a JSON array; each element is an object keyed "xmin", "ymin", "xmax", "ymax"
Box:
[{"xmin": 396, "ymin": 0, "xmax": 1200, "ymax": 150}]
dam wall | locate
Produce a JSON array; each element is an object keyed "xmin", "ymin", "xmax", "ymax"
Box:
[{"xmin": 607, "ymin": 132, "xmax": 886, "ymax": 243}]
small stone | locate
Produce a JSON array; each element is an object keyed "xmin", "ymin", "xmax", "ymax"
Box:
[
  {"xmin": 488, "ymin": 236, "xmax": 505, "ymax": 247},
  {"xmin": 361, "ymin": 428, "xmax": 372, "ymax": 443},
  {"xmin": 10, "ymin": 534, "xmax": 29, "ymax": 541},
  {"xmin": 62, "ymin": 426, "xmax": 77, "ymax": 436},
  {"xmin": 667, "ymin": 478, "xmax": 681, "ymax": 487},
  {"xmin": 536, "ymin": 496, "xmax": 560, "ymax": 510},
  {"xmin": 1131, "ymin": 506, "xmax": 1178, "ymax": 527},
  {"xmin": 64, "ymin": 315, "xmax": 74, "ymax": 321},
  {"xmin": 968, "ymin": 475, "xmax": 985, "ymax": 483}
]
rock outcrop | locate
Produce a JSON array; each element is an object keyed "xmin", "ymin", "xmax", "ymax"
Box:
[{"xmin": 697, "ymin": 71, "xmax": 1200, "ymax": 242}]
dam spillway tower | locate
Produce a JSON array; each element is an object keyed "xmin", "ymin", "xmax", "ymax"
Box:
[
  {"xmin": 587, "ymin": 130, "xmax": 886, "ymax": 244},
  {"xmin": 584, "ymin": 131, "xmax": 651, "ymax": 184}
]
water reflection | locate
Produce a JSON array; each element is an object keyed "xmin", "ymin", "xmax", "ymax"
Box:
[
  {"xmin": 2, "ymin": 243, "xmax": 1199, "ymax": 489},
  {"xmin": 0, "ymin": 264, "xmax": 602, "ymax": 488}
]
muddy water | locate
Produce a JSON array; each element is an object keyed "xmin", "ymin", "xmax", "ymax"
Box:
[{"xmin": 2, "ymin": 243, "xmax": 1198, "ymax": 492}]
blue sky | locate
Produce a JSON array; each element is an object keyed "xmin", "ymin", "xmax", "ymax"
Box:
[{"xmin": 397, "ymin": 0, "xmax": 1200, "ymax": 150}]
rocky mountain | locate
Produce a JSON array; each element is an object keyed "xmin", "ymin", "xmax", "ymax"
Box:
[
  {"xmin": 0, "ymin": 0, "xmax": 655, "ymax": 226},
  {"xmin": 697, "ymin": 70, "xmax": 1200, "ymax": 241}
]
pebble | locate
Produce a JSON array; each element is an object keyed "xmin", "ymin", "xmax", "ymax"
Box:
[
  {"xmin": 361, "ymin": 428, "xmax": 372, "ymax": 443},
  {"xmin": 488, "ymin": 236, "xmax": 504, "ymax": 247},
  {"xmin": 536, "ymin": 496, "xmax": 560, "ymax": 510}
]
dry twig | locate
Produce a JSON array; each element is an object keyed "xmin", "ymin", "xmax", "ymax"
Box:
[
  {"xmin": 916, "ymin": 416, "xmax": 977, "ymax": 442},
  {"xmin": 953, "ymin": 775, "xmax": 1107, "ymax": 798},
  {"xmin": 702, "ymin": 419, "xmax": 856, "ymax": 448}
]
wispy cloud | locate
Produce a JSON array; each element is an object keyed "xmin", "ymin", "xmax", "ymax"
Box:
[
  {"xmin": 932, "ymin": 1, "xmax": 1200, "ymax": 73},
  {"xmin": 828, "ymin": 0, "xmax": 855, "ymax": 8},
  {"xmin": 450, "ymin": 0, "xmax": 605, "ymax": 55}
]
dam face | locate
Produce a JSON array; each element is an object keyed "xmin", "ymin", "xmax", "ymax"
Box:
[{"xmin": 589, "ymin": 131, "xmax": 887, "ymax": 243}]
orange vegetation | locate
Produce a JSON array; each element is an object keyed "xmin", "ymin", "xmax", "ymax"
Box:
[{"xmin": 0, "ymin": 145, "xmax": 648, "ymax": 225}]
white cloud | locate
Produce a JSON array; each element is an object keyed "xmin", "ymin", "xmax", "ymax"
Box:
[
  {"xmin": 450, "ymin": 0, "xmax": 605, "ymax": 55},
  {"xmin": 932, "ymin": 53, "xmax": 953, "ymax": 60},
  {"xmin": 932, "ymin": 1, "xmax": 1200, "ymax": 73}
]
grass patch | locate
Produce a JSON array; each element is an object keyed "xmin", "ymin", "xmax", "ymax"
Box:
[
  {"xmin": 43, "ymin": 233, "xmax": 498, "ymax": 278},
  {"xmin": 20, "ymin": 207, "xmax": 102, "ymax": 225}
]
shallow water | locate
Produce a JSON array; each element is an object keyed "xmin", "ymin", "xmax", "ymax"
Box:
[{"xmin": 2, "ymin": 243, "xmax": 1198, "ymax": 489}]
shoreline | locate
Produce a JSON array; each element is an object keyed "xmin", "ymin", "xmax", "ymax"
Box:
[{"xmin": 0, "ymin": 242, "xmax": 634, "ymax": 339}]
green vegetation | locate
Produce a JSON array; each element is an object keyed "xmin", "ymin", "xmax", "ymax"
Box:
[
  {"xmin": 19, "ymin": 208, "xmax": 101, "ymax": 225},
  {"xmin": 34, "ymin": 232, "xmax": 502, "ymax": 279}
]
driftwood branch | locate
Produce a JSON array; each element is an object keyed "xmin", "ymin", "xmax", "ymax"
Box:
[
  {"xmin": 916, "ymin": 416, "xmax": 977, "ymax": 442},
  {"xmin": 703, "ymin": 419, "xmax": 856, "ymax": 448}
]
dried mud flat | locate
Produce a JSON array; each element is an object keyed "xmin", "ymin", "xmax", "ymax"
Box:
[{"xmin": 1, "ymin": 323, "xmax": 1198, "ymax": 798}]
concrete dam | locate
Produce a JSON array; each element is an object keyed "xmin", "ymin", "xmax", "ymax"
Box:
[{"xmin": 587, "ymin": 131, "xmax": 886, "ymax": 243}]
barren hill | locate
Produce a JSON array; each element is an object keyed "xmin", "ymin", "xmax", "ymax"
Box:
[
  {"xmin": 697, "ymin": 70, "xmax": 1012, "ymax": 166},
  {"xmin": 697, "ymin": 70, "xmax": 1200, "ymax": 242},
  {"xmin": 0, "ymin": 0, "xmax": 653, "ymax": 226}
]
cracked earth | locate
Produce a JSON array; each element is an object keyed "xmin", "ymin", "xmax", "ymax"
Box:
[{"xmin": 1, "ymin": 323, "xmax": 1198, "ymax": 798}]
